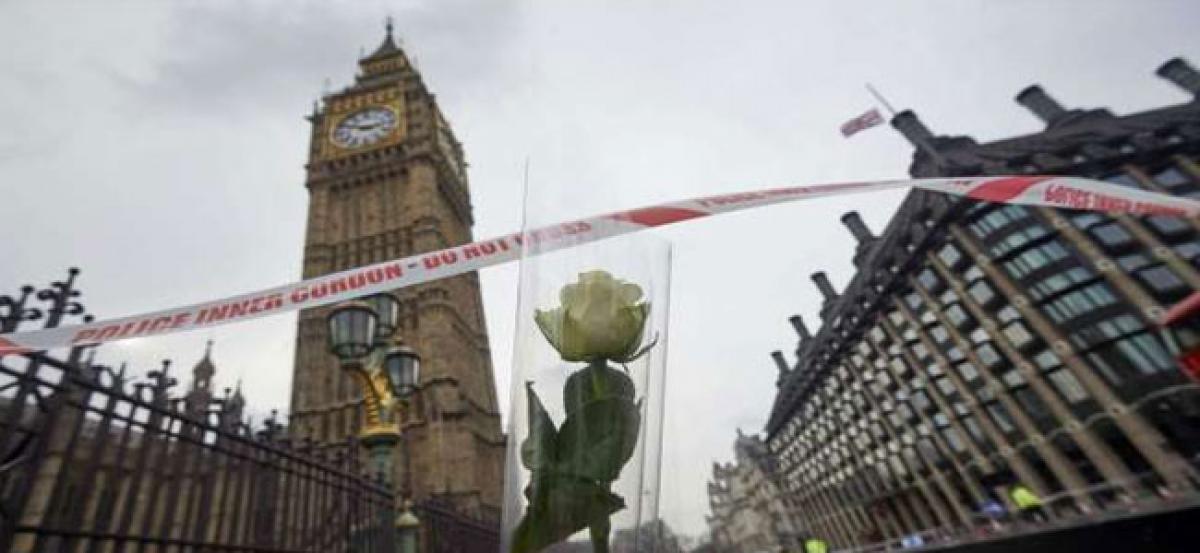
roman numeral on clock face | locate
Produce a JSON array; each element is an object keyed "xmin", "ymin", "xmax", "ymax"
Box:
[{"xmin": 331, "ymin": 106, "xmax": 398, "ymax": 149}]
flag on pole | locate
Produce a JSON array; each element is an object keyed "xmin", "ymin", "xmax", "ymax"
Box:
[{"xmin": 840, "ymin": 108, "xmax": 884, "ymax": 138}]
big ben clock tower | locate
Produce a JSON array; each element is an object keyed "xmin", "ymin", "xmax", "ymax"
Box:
[{"xmin": 290, "ymin": 22, "xmax": 504, "ymax": 518}]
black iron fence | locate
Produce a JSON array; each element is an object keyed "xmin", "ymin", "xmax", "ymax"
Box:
[
  {"xmin": 0, "ymin": 348, "xmax": 398, "ymax": 553},
  {"xmin": 416, "ymin": 498, "xmax": 500, "ymax": 553},
  {"xmin": 0, "ymin": 269, "xmax": 398, "ymax": 552},
  {"xmin": 0, "ymin": 269, "xmax": 504, "ymax": 553}
]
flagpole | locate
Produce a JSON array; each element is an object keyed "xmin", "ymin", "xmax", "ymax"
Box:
[
  {"xmin": 865, "ymin": 83, "xmax": 898, "ymax": 117},
  {"xmin": 865, "ymin": 83, "xmax": 947, "ymax": 166}
]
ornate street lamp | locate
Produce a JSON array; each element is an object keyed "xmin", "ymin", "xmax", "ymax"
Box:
[
  {"xmin": 365, "ymin": 292, "xmax": 402, "ymax": 342},
  {"xmin": 327, "ymin": 294, "xmax": 424, "ymax": 553},
  {"xmin": 384, "ymin": 343, "xmax": 421, "ymax": 400},
  {"xmin": 328, "ymin": 300, "xmax": 378, "ymax": 362},
  {"xmin": 328, "ymin": 291, "xmax": 422, "ymax": 484}
]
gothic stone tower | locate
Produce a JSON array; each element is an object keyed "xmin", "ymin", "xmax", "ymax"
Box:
[{"xmin": 289, "ymin": 23, "xmax": 505, "ymax": 518}]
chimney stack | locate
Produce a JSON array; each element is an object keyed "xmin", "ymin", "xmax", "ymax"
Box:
[
  {"xmin": 840, "ymin": 211, "xmax": 875, "ymax": 243},
  {"xmin": 811, "ymin": 272, "xmax": 838, "ymax": 301},
  {"xmin": 788, "ymin": 315, "xmax": 812, "ymax": 341},
  {"xmin": 890, "ymin": 110, "xmax": 935, "ymax": 149},
  {"xmin": 1015, "ymin": 85, "xmax": 1068, "ymax": 124},
  {"xmin": 771, "ymin": 351, "xmax": 789, "ymax": 373},
  {"xmin": 1157, "ymin": 57, "xmax": 1200, "ymax": 97}
]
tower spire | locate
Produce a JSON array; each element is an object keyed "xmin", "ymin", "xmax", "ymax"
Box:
[
  {"xmin": 363, "ymin": 16, "xmax": 401, "ymax": 60},
  {"xmin": 192, "ymin": 339, "xmax": 216, "ymax": 391}
]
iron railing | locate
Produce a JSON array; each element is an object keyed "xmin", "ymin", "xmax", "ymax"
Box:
[
  {"xmin": 416, "ymin": 498, "xmax": 500, "ymax": 553},
  {"xmin": 0, "ymin": 349, "xmax": 399, "ymax": 553},
  {"xmin": 0, "ymin": 269, "xmax": 398, "ymax": 552}
]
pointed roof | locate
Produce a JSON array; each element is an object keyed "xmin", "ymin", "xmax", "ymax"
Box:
[
  {"xmin": 193, "ymin": 340, "xmax": 215, "ymax": 380},
  {"xmin": 230, "ymin": 378, "xmax": 245, "ymax": 407},
  {"xmin": 363, "ymin": 17, "xmax": 402, "ymax": 61}
]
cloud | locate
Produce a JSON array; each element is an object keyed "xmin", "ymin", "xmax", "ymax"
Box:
[{"xmin": 120, "ymin": 0, "xmax": 524, "ymax": 120}]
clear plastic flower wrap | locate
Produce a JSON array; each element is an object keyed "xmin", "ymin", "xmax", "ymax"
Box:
[{"xmin": 501, "ymin": 232, "xmax": 671, "ymax": 553}]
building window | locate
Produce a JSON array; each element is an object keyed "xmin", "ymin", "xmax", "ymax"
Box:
[
  {"xmin": 1072, "ymin": 212, "xmax": 1105, "ymax": 230},
  {"xmin": 987, "ymin": 403, "xmax": 1017, "ymax": 433},
  {"xmin": 1110, "ymin": 333, "xmax": 1176, "ymax": 375},
  {"xmin": 1075, "ymin": 315, "xmax": 1176, "ymax": 380},
  {"xmin": 955, "ymin": 362, "xmax": 980, "ymax": 383},
  {"xmin": 968, "ymin": 205, "xmax": 1033, "ymax": 238},
  {"xmin": 1114, "ymin": 253, "xmax": 1188, "ymax": 299},
  {"xmin": 1117, "ymin": 252, "xmax": 1153, "ymax": 272},
  {"xmin": 1001, "ymin": 368, "xmax": 1026, "ymax": 388},
  {"xmin": 944, "ymin": 428, "xmax": 968, "ymax": 453},
  {"xmin": 917, "ymin": 269, "xmax": 942, "ymax": 291},
  {"xmin": 936, "ymin": 377, "xmax": 957, "ymax": 396},
  {"xmin": 976, "ymin": 343, "xmax": 1004, "ymax": 368},
  {"xmin": 1047, "ymin": 369, "xmax": 1089, "ymax": 403},
  {"xmin": 1028, "ymin": 266, "xmax": 1096, "ymax": 301},
  {"xmin": 1135, "ymin": 265, "xmax": 1188, "ymax": 297},
  {"xmin": 945, "ymin": 304, "xmax": 971, "ymax": 327},
  {"xmin": 1153, "ymin": 166, "xmax": 1197, "ymax": 194},
  {"xmin": 1004, "ymin": 321, "xmax": 1036, "ymax": 348},
  {"xmin": 1174, "ymin": 242, "xmax": 1200, "ymax": 265},
  {"xmin": 1014, "ymin": 387, "xmax": 1051, "ymax": 419},
  {"xmin": 1089, "ymin": 223, "xmax": 1136, "ymax": 251},
  {"xmin": 905, "ymin": 293, "xmax": 924, "ymax": 311},
  {"xmin": 1146, "ymin": 215, "xmax": 1191, "ymax": 238},
  {"xmin": 1032, "ymin": 350, "xmax": 1062, "ymax": 371},
  {"xmin": 930, "ymin": 325, "xmax": 951, "ymax": 345},
  {"xmin": 1041, "ymin": 282, "xmax": 1119, "ymax": 323},
  {"xmin": 939, "ymin": 243, "xmax": 964, "ymax": 267},
  {"xmin": 1004, "ymin": 241, "xmax": 1071, "ymax": 279},
  {"xmin": 961, "ymin": 414, "xmax": 988, "ymax": 447},
  {"xmin": 991, "ymin": 225, "xmax": 1051, "ymax": 258},
  {"xmin": 968, "ymin": 281, "xmax": 997, "ymax": 305},
  {"xmin": 912, "ymin": 390, "xmax": 931, "ymax": 411},
  {"xmin": 997, "ymin": 305, "xmax": 1021, "ymax": 323}
]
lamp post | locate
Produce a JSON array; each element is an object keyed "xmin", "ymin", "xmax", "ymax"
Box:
[{"xmin": 327, "ymin": 293, "xmax": 422, "ymax": 552}]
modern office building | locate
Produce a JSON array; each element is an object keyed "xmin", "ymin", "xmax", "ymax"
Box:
[{"xmin": 762, "ymin": 58, "xmax": 1200, "ymax": 549}]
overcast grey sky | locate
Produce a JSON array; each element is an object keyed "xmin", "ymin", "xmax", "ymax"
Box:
[{"xmin": 2, "ymin": 0, "xmax": 1198, "ymax": 537}]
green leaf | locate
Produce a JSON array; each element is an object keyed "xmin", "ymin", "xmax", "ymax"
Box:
[
  {"xmin": 520, "ymin": 383, "xmax": 558, "ymax": 471},
  {"xmin": 563, "ymin": 364, "xmax": 635, "ymax": 418},
  {"xmin": 534, "ymin": 308, "xmax": 564, "ymax": 354},
  {"xmin": 512, "ymin": 474, "xmax": 624, "ymax": 553},
  {"xmin": 556, "ymin": 396, "xmax": 641, "ymax": 482}
]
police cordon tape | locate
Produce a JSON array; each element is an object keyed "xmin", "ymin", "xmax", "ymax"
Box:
[{"xmin": 1, "ymin": 175, "xmax": 1197, "ymax": 356}]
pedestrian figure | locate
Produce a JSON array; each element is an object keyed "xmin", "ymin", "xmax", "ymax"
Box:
[
  {"xmin": 1009, "ymin": 483, "xmax": 1047, "ymax": 524},
  {"xmin": 804, "ymin": 537, "xmax": 829, "ymax": 553}
]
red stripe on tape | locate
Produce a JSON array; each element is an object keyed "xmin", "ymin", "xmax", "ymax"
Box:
[
  {"xmin": 613, "ymin": 206, "xmax": 707, "ymax": 227},
  {"xmin": 0, "ymin": 337, "xmax": 29, "ymax": 356},
  {"xmin": 966, "ymin": 176, "xmax": 1050, "ymax": 203},
  {"xmin": 1, "ymin": 176, "xmax": 1196, "ymax": 353}
]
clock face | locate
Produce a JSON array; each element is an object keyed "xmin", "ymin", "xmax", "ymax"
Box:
[{"xmin": 331, "ymin": 107, "xmax": 398, "ymax": 149}]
